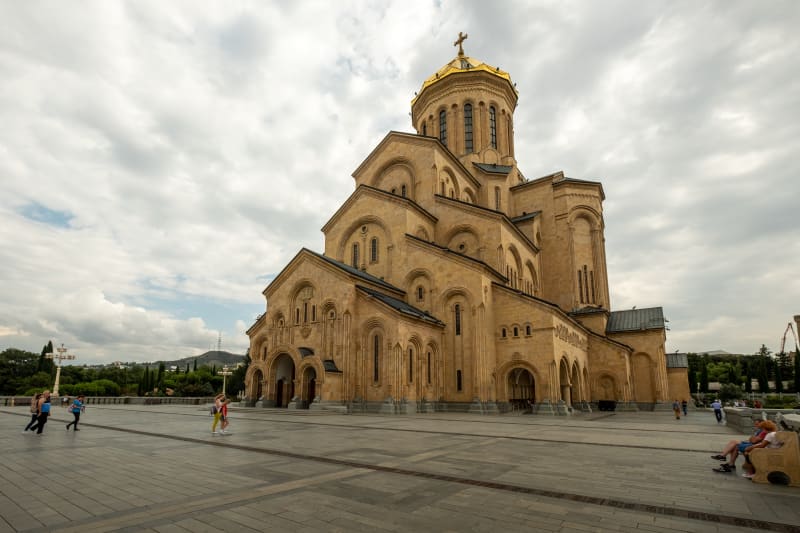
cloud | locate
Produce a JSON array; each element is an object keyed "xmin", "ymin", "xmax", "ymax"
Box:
[{"xmin": 0, "ymin": 1, "xmax": 798, "ymax": 364}]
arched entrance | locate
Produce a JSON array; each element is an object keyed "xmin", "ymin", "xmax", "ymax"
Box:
[
  {"xmin": 251, "ymin": 369, "xmax": 264, "ymax": 401},
  {"xmin": 272, "ymin": 353, "xmax": 295, "ymax": 408},
  {"xmin": 507, "ymin": 367, "xmax": 535, "ymax": 411},
  {"xmin": 301, "ymin": 366, "xmax": 317, "ymax": 409}
]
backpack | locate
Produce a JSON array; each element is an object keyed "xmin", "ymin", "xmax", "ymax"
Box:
[{"xmin": 210, "ymin": 405, "xmax": 218, "ymax": 415}]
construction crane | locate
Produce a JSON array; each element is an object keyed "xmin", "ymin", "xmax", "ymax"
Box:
[{"xmin": 780, "ymin": 322, "xmax": 799, "ymax": 354}]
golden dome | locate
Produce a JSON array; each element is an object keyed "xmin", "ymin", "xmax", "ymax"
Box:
[{"xmin": 412, "ymin": 55, "xmax": 516, "ymax": 105}]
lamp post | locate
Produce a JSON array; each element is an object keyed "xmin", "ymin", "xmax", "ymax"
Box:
[
  {"xmin": 217, "ymin": 365, "xmax": 233, "ymax": 396},
  {"xmin": 46, "ymin": 343, "xmax": 75, "ymax": 397}
]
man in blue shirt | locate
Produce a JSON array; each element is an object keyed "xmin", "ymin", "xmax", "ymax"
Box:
[
  {"xmin": 711, "ymin": 398, "xmax": 723, "ymax": 423},
  {"xmin": 66, "ymin": 395, "xmax": 85, "ymax": 431}
]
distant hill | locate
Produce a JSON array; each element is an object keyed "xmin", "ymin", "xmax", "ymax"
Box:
[{"xmin": 162, "ymin": 350, "xmax": 245, "ymax": 370}]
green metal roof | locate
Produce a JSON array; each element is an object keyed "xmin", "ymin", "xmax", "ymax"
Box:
[{"xmin": 607, "ymin": 307, "xmax": 665, "ymax": 333}]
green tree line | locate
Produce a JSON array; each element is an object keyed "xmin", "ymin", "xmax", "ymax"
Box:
[
  {"xmin": 687, "ymin": 343, "xmax": 800, "ymax": 402},
  {"xmin": 0, "ymin": 343, "xmax": 250, "ymax": 398}
]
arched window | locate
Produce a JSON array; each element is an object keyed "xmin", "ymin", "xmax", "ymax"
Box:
[
  {"xmin": 494, "ymin": 187, "xmax": 501, "ymax": 210},
  {"xmin": 489, "ymin": 106, "xmax": 497, "ymax": 149},
  {"xmin": 401, "ymin": 184, "xmax": 407, "ymax": 197},
  {"xmin": 352, "ymin": 243, "xmax": 359, "ymax": 268},
  {"xmin": 439, "ymin": 110, "xmax": 447, "ymax": 146},
  {"xmin": 422, "ymin": 122, "xmax": 427, "ymax": 136},
  {"xmin": 370, "ymin": 237, "xmax": 378, "ymax": 263},
  {"xmin": 427, "ymin": 351, "xmax": 431, "ymax": 384},
  {"xmin": 526, "ymin": 325, "xmax": 531, "ymax": 336},
  {"xmin": 373, "ymin": 334, "xmax": 380, "ymax": 382},
  {"xmin": 502, "ymin": 328, "xmax": 507, "ymax": 338},
  {"xmin": 408, "ymin": 348, "xmax": 413, "ymax": 383},
  {"xmin": 513, "ymin": 327, "xmax": 518, "ymax": 337},
  {"xmin": 416, "ymin": 286, "xmax": 424, "ymax": 301},
  {"xmin": 464, "ymin": 103, "xmax": 473, "ymax": 153},
  {"xmin": 454, "ymin": 304, "xmax": 461, "ymax": 336},
  {"xmin": 456, "ymin": 370, "xmax": 462, "ymax": 391}
]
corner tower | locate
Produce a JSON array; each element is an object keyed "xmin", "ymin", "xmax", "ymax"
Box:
[{"xmin": 411, "ymin": 33, "xmax": 519, "ymax": 169}]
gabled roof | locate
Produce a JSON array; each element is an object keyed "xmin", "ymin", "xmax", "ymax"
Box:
[
  {"xmin": 351, "ymin": 131, "xmax": 481, "ymax": 191},
  {"xmin": 405, "ymin": 233, "xmax": 507, "ymax": 282},
  {"xmin": 510, "ymin": 211, "xmax": 541, "ymax": 223},
  {"xmin": 356, "ymin": 285, "xmax": 445, "ymax": 326},
  {"xmin": 308, "ymin": 250, "xmax": 402, "ymax": 294},
  {"xmin": 607, "ymin": 307, "xmax": 665, "ymax": 333},
  {"xmin": 321, "ymin": 184, "xmax": 437, "ymax": 233},
  {"xmin": 510, "ymin": 171, "xmax": 606, "ymax": 201},
  {"xmin": 473, "ymin": 162, "xmax": 514, "ymax": 175},
  {"xmin": 264, "ymin": 248, "xmax": 403, "ymax": 296}
]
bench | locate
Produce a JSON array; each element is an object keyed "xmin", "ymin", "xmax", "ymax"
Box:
[{"xmin": 749, "ymin": 431, "xmax": 800, "ymax": 487}]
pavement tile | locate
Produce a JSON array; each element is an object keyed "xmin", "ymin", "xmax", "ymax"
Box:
[{"xmin": 3, "ymin": 405, "xmax": 800, "ymax": 533}]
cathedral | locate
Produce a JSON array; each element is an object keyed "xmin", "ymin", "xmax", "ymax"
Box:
[{"xmin": 245, "ymin": 37, "xmax": 689, "ymax": 414}]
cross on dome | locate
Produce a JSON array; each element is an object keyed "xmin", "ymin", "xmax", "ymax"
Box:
[{"xmin": 453, "ymin": 31, "xmax": 468, "ymax": 56}]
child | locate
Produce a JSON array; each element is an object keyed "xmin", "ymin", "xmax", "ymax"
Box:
[
  {"xmin": 220, "ymin": 397, "xmax": 232, "ymax": 435},
  {"xmin": 211, "ymin": 394, "xmax": 224, "ymax": 434}
]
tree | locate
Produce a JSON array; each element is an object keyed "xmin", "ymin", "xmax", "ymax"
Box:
[
  {"xmin": 193, "ymin": 359, "xmax": 198, "ymax": 372},
  {"xmin": 700, "ymin": 356, "xmax": 709, "ymax": 393},
  {"xmin": 718, "ymin": 383, "xmax": 743, "ymax": 403},
  {"xmin": 775, "ymin": 359, "xmax": 784, "ymax": 393},
  {"xmin": 754, "ymin": 344, "xmax": 771, "ymax": 393}
]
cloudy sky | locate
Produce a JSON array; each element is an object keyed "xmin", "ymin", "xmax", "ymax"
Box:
[{"xmin": 1, "ymin": 1, "xmax": 798, "ymax": 364}]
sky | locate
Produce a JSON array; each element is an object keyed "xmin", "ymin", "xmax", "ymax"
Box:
[{"xmin": 1, "ymin": 1, "xmax": 799, "ymax": 365}]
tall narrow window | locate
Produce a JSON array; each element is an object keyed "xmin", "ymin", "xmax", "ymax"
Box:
[
  {"xmin": 454, "ymin": 304, "xmax": 461, "ymax": 336},
  {"xmin": 583, "ymin": 265, "xmax": 590, "ymax": 303},
  {"xmin": 577, "ymin": 270, "xmax": 584, "ymax": 303},
  {"xmin": 427, "ymin": 351, "xmax": 431, "ymax": 384},
  {"xmin": 417, "ymin": 286, "xmax": 424, "ymax": 301},
  {"xmin": 295, "ymin": 308, "xmax": 300, "ymax": 324},
  {"xmin": 408, "ymin": 348, "xmax": 413, "ymax": 383},
  {"xmin": 303, "ymin": 302, "xmax": 308, "ymax": 323},
  {"xmin": 456, "ymin": 370, "xmax": 462, "ymax": 391},
  {"xmin": 464, "ymin": 103, "xmax": 473, "ymax": 153},
  {"xmin": 439, "ymin": 110, "xmax": 447, "ymax": 146},
  {"xmin": 489, "ymin": 106, "xmax": 497, "ymax": 149},
  {"xmin": 422, "ymin": 122, "xmax": 427, "ymax": 136},
  {"xmin": 352, "ymin": 243, "xmax": 359, "ymax": 268},
  {"xmin": 494, "ymin": 187, "xmax": 501, "ymax": 210},
  {"xmin": 401, "ymin": 184, "xmax": 406, "ymax": 197},
  {"xmin": 312, "ymin": 305, "xmax": 316, "ymax": 322},
  {"xmin": 590, "ymin": 271, "xmax": 596, "ymax": 303},
  {"xmin": 370, "ymin": 237, "xmax": 378, "ymax": 263},
  {"xmin": 373, "ymin": 335, "xmax": 380, "ymax": 382}
]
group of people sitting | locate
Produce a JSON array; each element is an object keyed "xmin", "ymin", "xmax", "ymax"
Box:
[{"xmin": 711, "ymin": 419, "xmax": 781, "ymax": 478}]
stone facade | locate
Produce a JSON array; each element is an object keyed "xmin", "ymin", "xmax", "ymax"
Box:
[{"xmin": 246, "ymin": 45, "xmax": 684, "ymax": 413}]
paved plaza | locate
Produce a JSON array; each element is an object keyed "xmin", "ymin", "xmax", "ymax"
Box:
[{"xmin": 2, "ymin": 405, "xmax": 799, "ymax": 533}]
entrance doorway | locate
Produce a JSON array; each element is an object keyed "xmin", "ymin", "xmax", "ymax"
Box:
[
  {"xmin": 508, "ymin": 368, "xmax": 535, "ymax": 411},
  {"xmin": 302, "ymin": 366, "xmax": 317, "ymax": 408},
  {"xmin": 272, "ymin": 353, "xmax": 295, "ymax": 408}
]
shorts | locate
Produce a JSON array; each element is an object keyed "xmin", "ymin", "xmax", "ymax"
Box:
[{"xmin": 737, "ymin": 441, "xmax": 750, "ymax": 453}]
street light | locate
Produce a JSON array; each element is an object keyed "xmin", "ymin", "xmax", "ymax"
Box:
[
  {"xmin": 217, "ymin": 365, "xmax": 233, "ymax": 396},
  {"xmin": 46, "ymin": 343, "xmax": 75, "ymax": 397}
]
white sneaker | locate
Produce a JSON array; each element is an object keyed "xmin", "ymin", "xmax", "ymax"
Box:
[{"xmin": 212, "ymin": 431, "xmax": 218, "ymax": 435}]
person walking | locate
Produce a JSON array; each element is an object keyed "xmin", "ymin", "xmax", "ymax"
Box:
[
  {"xmin": 672, "ymin": 399, "xmax": 681, "ymax": 419},
  {"xmin": 220, "ymin": 397, "xmax": 232, "ymax": 435},
  {"xmin": 66, "ymin": 395, "xmax": 85, "ymax": 431},
  {"xmin": 681, "ymin": 399, "xmax": 688, "ymax": 417},
  {"xmin": 211, "ymin": 394, "xmax": 224, "ymax": 435},
  {"xmin": 711, "ymin": 398, "xmax": 723, "ymax": 423},
  {"xmin": 23, "ymin": 393, "xmax": 41, "ymax": 432},
  {"xmin": 29, "ymin": 391, "xmax": 51, "ymax": 435}
]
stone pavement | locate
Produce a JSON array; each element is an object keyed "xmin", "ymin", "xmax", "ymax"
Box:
[{"xmin": 2, "ymin": 405, "xmax": 799, "ymax": 533}]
